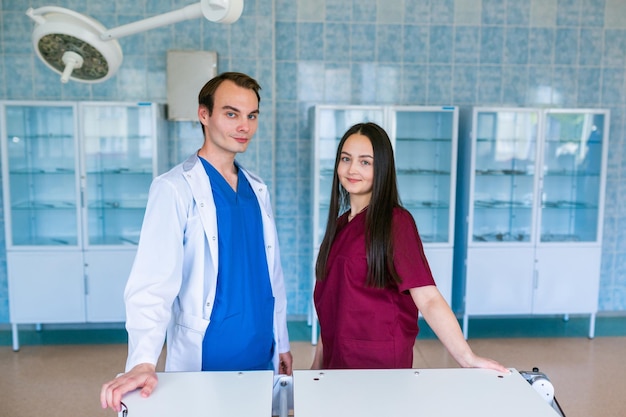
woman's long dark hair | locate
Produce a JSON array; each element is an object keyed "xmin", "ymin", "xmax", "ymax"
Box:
[{"xmin": 315, "ymin": 122, "xmax": 403, "ymax": 288}]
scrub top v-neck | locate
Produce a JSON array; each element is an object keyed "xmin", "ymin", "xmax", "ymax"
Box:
[{"xmin": 199, "ymin": 157, "xmax": 275, "ymax": 371}]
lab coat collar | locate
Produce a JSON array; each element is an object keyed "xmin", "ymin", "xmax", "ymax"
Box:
[{"xmin": 182, "ymin": 152, "xmax": 266, "ymax": 193}]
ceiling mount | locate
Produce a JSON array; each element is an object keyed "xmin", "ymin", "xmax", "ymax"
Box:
[{"xmin": 26, "ymin": 0, "xmax": 244, "ymax": 84}]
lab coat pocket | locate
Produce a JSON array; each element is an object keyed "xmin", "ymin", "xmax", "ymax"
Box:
[
  {"xmin": 174, "ymin": 310, "xmax": 209, "ymax": 334},
  {"xmin": 166, "ymin": 311, "xmax": 209, "ymax": 371}
]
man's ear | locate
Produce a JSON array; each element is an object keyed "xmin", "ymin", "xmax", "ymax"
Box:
[{"xmin": 198, "ymin": 105, "xmax": 210, "ymax": 124}]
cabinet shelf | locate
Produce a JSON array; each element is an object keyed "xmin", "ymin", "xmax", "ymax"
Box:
[
  {"xmin": 396, "ymin": 136, "xmax": 452, "ymax": 143},
  {"xmin": 88, "ymin": 200, "xmax": 147, "ymax": 210},
  {"xmin": 475, "ymin": 169, "xmax": 531, "ymax": 176},
  {"xmin": 474, "ymin": 200, "xmax": 532, "ymax": 209},
  {"xmin": 82, "ymin": 134, "xmax": 154, "ymax": 140},
  {"xmin": 540, "ymin": 233, "xmax": 583, "ymax": 242},
  {"xmin": 543, "ymin": 170, "xmax": 601, "ymax": 177},
  {"xmin": 544, "ymin": 138, "xmax": 603, "ymax": 144},
  {"xmin": 12, "ymin": 236, "xmax": 78, "ymax": 246},
  {"xmin": 472, "ymin": 232, "xmax": 530, "ymax": 242},
  {"xmin": 90, "ymin": 236, "xmax": 139, "ymax": 245},
  {"xmin": 404, "ymin": 200, "xmax": 449, "ymax": 209},
  {"xmin": 397, "ymin": 168, "xmax": 450, "ymax": 175},
  {"xmin": 542, "ymin": 201, "xmax": 597, "ymax": 209},
  {"xmin": 418, "ymin": 233, "xmax": 450, "ymax": 243},
  {"xmin": 475, "ymin": 137, "xmax": 529, "ymax": 142},
  {"xmin": 12, "ymin": 201, "xmax": 76, "ymax": 209},
  {"xmin": 88, "ymin": 168, "xmax": 153, "ymax": 175},
  {"xmin": 9, "ymin": 168, "xmax": 76, "ymax": 175},
  {"xmin": 13, "ymin": 134, "xmax": 74, "ymax": 140}
]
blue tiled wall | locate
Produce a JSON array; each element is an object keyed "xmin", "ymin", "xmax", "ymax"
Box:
[{"xmin": 0, "ymin": 0, "xmax": 625, "ymax": 322}]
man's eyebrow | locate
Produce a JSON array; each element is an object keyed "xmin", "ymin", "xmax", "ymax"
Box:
[{"xmin": 221, "ymin": 105, "xmax": 260, "ymax": 115}]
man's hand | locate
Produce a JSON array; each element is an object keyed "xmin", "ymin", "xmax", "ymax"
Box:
[
  {"xmin": 100, "ymin": 363, "xmax": 158, "ymax": 412},
  {"xmin": 279, "ymin": 351, "xmax": 293, "ymax": 376}
]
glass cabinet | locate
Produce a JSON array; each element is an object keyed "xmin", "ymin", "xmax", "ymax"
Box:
[
  {"xmin": 310, "ymin": 105, "xmax": 459, "ymax": 343},
  {"xmin": 3, "ymin": 104, "xmax": 80, "ymax": 247},
  {"xmin": 540, "ymin": 111, "xmax": 606, "ymax": 243},
  {"xmin": 390, "ymin": 106, "xmax": 457, "ymax": 245},
  {"xmin": 81, "ymin": 103, "xmax": 161, "ymax": 246},
  {"xmin": 1, "ymin": 101, "xmax": 167, "ymax": 351},
  {"xmin": 470, "ymin": 109, "xmax": 539, "ymax": 244},
  {"xmin": 457, "ymin": 107, "xmax": 609, "ymax": 339}
]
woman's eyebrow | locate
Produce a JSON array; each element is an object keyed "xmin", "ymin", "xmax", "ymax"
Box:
[{"xmin": 341, "ymin": 151, "xmax": 373, "ymax": 158}]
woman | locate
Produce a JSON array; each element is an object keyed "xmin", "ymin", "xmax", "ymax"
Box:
[{"xmin": 312, "ymin": 122, "xmax": 507, "ymax": 372}]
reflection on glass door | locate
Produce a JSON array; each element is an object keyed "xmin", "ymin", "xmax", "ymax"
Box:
[
  {"xmin": 540, "ymin": 111, "xmax": 605, "ymax": 243},
  {"xmin": 3, "ymin": 104, "xmax": 79, "ymax": 246},
  {"xmin": 393, "ymin": 108, "xmax": 456, "ymax": 243},
  {"xmin": 81, "ymin": 103, "xmax": 155, "ymax": 246},
  {"xmin": 471, "ymin": 110, "xmax": 539, "ymax": 243}
]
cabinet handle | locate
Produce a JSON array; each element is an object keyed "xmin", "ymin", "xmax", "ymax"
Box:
[{"xmin": 533, "ymin": 270, "xmax": 538, "ymax": 289}]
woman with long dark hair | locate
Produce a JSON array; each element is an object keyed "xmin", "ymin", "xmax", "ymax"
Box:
[{"xmin": 312, "ymin": 122, "xmax": 506, "ymax": 372}]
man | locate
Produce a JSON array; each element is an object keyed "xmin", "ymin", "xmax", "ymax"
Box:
[{"xmin": 101, "ymin": 72, "xmax": 292, "ymax": 412}]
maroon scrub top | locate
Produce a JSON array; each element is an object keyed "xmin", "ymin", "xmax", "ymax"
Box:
[{"xmin": 314, "ymin": 207, "xmax": 436, "ymax": 369}]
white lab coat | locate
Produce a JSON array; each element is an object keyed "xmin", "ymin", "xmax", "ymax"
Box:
[{"xmin": 124, "ymin": 153, "xmax": 290, "ymax": 373}]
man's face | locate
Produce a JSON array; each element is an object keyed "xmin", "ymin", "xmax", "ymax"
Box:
[{"xmin": 199, "ymin": 80, "xmax": 259, "ymax": 157}]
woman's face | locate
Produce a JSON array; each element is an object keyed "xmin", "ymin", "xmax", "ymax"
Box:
[{"xmin": 337, "ymin": 133, "xmax": 374, "ymax": 199}]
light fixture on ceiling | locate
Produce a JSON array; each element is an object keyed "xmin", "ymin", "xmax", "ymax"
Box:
[{"xmin": 26, "ymin": 0, "xmax": 244, "ymax": 84}]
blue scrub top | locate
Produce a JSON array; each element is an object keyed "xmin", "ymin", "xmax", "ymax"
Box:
[{"xmin": 200, "ymin": 158, "xmax": 275, "ymax": 371}]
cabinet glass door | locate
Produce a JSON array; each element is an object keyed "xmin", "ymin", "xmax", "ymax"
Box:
[
  {"xmin": 540, "ymin": 111, "xmax": 606, "ymax": 243},
  {"xmin": 471, "ymin": 110, "xmax": 539, "ymax": 243},
  {"xmin": 3, "ymin": 104, "xmax": 79, "ymax": 246},
  {"xmin": 81, "ymin": 103, "xmax": 155, "ymax": 246},
  {"xmin": 314, "ymin": 107, "xmax": 384, "ymax": 244},
  {"xmin": 393, "ymin": 108, "xmax": 456, "ymax": 243}
]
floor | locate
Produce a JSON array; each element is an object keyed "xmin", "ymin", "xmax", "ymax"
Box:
[{"xmin": 1, "ymin": 318, "xmax": 625, "ymax": 417}]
